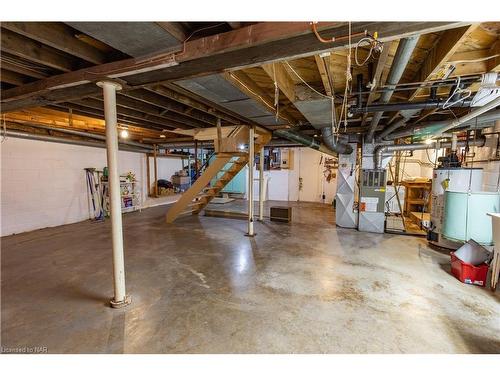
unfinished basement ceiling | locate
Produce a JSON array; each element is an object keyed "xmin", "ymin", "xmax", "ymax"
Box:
[
  {"xmin": 176, "ymin": 74, "xmax": 287, "ymax": 126},
  {"xmin": 1, "ymin": 21, "xmax": 499, "ymax": 146},
  {"xmin": 66, "ymin": 22, "xmax": 181, "ymax": 57}
]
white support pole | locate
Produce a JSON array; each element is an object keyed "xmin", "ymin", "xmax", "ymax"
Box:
[
  {"xmin": 97, "ymin": 80, "xmax": 131, "ymax": 308},
  {"xmin": 258, "ymin": 147, "xmax": 264, "ymax": 221},
  {"xmin": 246, "ymin": 125, "xmax": 255, "ymax": 236}
]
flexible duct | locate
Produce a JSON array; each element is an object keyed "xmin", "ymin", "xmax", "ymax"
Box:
[
  {"xmin": 366, "ymin": 36, "xmax": 420, "ymax": 142},
  {"xmin": 373, "ymin": 138, "xmax": 486, "ymax": 169},
  {"xmin": 274, "ymin": 129, "xmax": 352, "ymax": 156},
  {"xmin": 321, "ymin": 127, "xmax": 353, "ymax": 154}
]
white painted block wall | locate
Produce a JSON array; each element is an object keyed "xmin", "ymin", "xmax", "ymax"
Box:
[
  {"xmin": 146, "ymin": 157, "xmax": 184, "ymax": 192},
  {"xmin": 1, "ymin": 137, "xmax": 148, "ymax": 236},
  {"xmin": 245, "ymin": 147, "xmax": 338, "ymax": 203},
  {"xmin": 470, "ymin": 120, "xmax": 500, "ymax": 191}
]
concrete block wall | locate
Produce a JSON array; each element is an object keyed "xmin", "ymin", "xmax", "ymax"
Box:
[
  {"xmin": 244, "ymin": 147, "xmax": 338, "ymax": 203},
  {"xmin": 147, "ymin": 156, "xmax": 184, "ymax": 193},
  {"xmin": 1, "ymin": 137, "xmax": 148, "ymax": 236},
  {"xmin": 469, "ymin": 120, "xmax": 500, "ymax": 192}
]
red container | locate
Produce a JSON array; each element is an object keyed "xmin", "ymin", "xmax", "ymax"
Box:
[{"xmin": 450, "ymin": 252, "xmax": 489, "ymax": 287}]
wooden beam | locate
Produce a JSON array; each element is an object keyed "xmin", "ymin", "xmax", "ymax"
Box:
[
  {"xmin": 314, "ymin": 54, "xmax": 333, "ymax": 96},
  {"xmin": 1, "ymin": 21, "xmax": 468, "ymax": 112},
  {"xmin": 69, "ymin": 98, "xmax": 192, "ymax": 130},
  {"xmin": 123, "ymin": 89, "xmax": 217, "ymax": 125},
  {"xmin": 155, "ymin": 22, "xmax": 187, "ymax": 42},
  {"xmin": 487, "ymin": 40, "xmax": 500, "ymax": 72},
  {"xmin": 1, "ymin": 28, "xmax": 75, "ymax": 72},
  {"xmin": 154, "ymin": 83, "xmax": 242, "ymax": 124},
  {"xmin": 227, "ymin": 22, "xmax": 243, "ymax": 30},
  {"xmin": 0, "ymin": 60, "xmax": 49, "ymax": 80},
  {"xmin": 410, "ymin": 24, "xmax": 479, "ymax": 100},
  {"xmin": 2, "ymin": 22, "xmax": 107, "ymax": 64},
  {"xmin": 360, "ymin": 42, "xmax": 392, "ymax": 126},
  {"xmin": 1, "ymin": 70, "xmax": 31, "ymax": 86},
  {"xmin": 115, "ymin": 94, "xmax": 207, "ymax": 128},
  {"xmin": 261, "ymin": 62, "xmax": 296, "ymax": 103},
  {"xmin": 49, "ymin": 103, "xmax": 179, "ymax": 134},
  {"xmin": 390, "ymin": 24, "xmax": 478, "ymax": 124}
]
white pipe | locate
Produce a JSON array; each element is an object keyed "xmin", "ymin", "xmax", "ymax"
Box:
[
  {"xmin": 247, "ymin": 126, "xmax": 255, "ymax": 236},
  {"xmin": 451, "ymin": 133, "xmax": 458, "ymax": 152},
  {"xmin": 259, "ymin": 147, "xmax": 264, "ymax": 221},
  {"xmin": 436, "ymin": 96, "xmax": 500, "ymax": 136},
  {"xmin": 97, "ymin": 80, "xmax": 130, "ymax": 308},
  {"xmin": 374, "ymin": 138, "xmax": 485, "ymax": 169}
]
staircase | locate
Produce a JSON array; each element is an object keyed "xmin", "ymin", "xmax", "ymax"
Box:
[{"xmin": 166, "ymin": 126, "xmax": 270, "ymax": 223}]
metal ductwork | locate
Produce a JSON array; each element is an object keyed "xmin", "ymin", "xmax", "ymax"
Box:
[
  {"xmin": 373, "ymin": 138, "xmax": 486, "ymax": 169},
  {"xmin": 377, "ymin": 110, "xmax": 419, "ymax": 141},
  {"xmin": 1, "ymin": 130, "xmax": 152, "ymax": 153},
  {"xmin": 321, "ymin": 127, "xmax": 354, "ymax": 155},
  {"xmin": 5, "ymin": 121, "xmax": 154, "ymax": 151},
  {"xmin": 366, "ymin": 36, "xmax": 420, "ymax": 142},
  {"xmin": 292, "ymin": 97, "xmax": 353, "ymax": 155},
  {"xmin": 274, "ymin": 129, "xmax": 340, "ymax": 156},
  {"xmin": 385, "ymin": 99, "xmax": 500, "ymax": 140}
]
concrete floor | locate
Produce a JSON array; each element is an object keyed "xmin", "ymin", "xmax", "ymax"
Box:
[{"xmin": 1, "ymin": 200, "xmax": 499, "ymax": 353}]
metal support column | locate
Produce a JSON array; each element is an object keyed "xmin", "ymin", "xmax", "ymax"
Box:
[
  {"xmin": 246, "ymin": 125, "xmax": 255, "ymax": 236},
  {"xmin": 153, "ymin": 144, "xmax": 158, "ymax": 197},
  {"xmin": 258, "ymin": 147, "xmax": 265, "ymax": 221},
  {"xmin": 97, "ymin": 80, "xmax": 131, "ymax": 308},
  {"xmin": 194, "ymin": 139, "xmax": 198, "ymax": 179}
]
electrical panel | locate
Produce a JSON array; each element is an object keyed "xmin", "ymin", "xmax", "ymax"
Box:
[{"xmin": 280, "ymin": 149, "xmax": 294, "ymax": 169}]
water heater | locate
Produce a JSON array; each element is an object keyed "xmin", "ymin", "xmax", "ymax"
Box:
[{"xmin": 428, "ymin": 167, "xmax": 483, "ymax": 249}]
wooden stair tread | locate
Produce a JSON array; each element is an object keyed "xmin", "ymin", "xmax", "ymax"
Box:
[{"xmin": 166, "ymin": 130, "xmax": 270, "ymax": 223}]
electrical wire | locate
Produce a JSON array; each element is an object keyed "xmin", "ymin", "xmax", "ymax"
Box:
[
  {"xmin": 442, "ymin": 76, "xmax": 472, "ymax": 109},
  {"xmin": 284, "ymin": 61, "xmax": 330, "ymax": 99},
  {"xmin": 227, "ymin": 71, "xmax": 289, "ymax": 123},
  {"xmin": 178, "ymin": 23, "xmax": 226, "ymax": 56},
  {"xmin": 447, "ymin": 54, "xmax": 500, "ymax": 65},
  {"xmin": 354, "ymin": 37, "xmax": 379, "ymax": 66}
]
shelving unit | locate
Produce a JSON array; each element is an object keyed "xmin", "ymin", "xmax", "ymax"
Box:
[
  {"xmin": 402, "ymin": 180, "xmax": 431, "ymax": 218},
  {"xmin": 102, "ymin": 178, "xmax": 141, "ymax": 215}
]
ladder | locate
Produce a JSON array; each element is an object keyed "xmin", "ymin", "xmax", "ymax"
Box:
[{"xmin": 166, "ymin": 126, "xmax": 270, "ymax": 223}]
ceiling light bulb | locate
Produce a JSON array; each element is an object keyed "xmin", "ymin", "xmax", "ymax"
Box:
[
  {"xmin": 424, "ymin": 138, "xmax": 434, "ymax": 145},
  {"xmin": 160, "ymin": 134, "xmax": 166, "ymax": 138},
  {"xmin": 239, "ymin": 144, "xmax": 245, "ymax": 150},
  {"xmin": 120, "ymin": 129, "xmax": 129, "ymax": 138}
]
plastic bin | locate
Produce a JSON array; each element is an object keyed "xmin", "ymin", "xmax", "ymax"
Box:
[{"xmin": 450, "ymin": 252, "xmax": 489, "ymax": 287}]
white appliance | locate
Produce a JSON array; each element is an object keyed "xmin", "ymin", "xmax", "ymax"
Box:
[{"xmin": 429, "ymin": 167, "xmax": 483, "ymax": 249}]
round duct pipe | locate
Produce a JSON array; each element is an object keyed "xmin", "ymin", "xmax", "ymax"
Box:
[
  {"xmin": 274, "ymin": 128, "xmax": 352, "ymax": 156},
  {"xmin": 1, "ymin": 130, "xmax": 151, "ymax": 154}
]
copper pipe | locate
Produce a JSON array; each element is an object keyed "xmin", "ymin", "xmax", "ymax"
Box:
[{"xmin": 311, "ymin": 22, "xmax": 367, "ymax": 44}]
